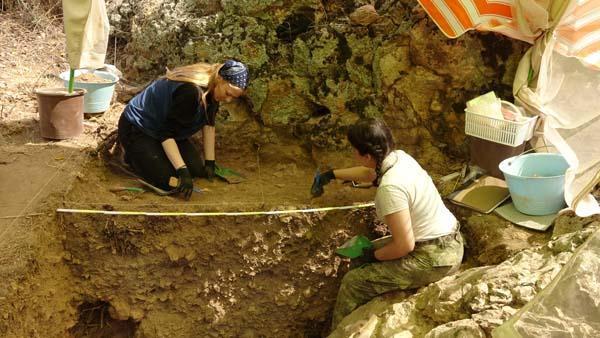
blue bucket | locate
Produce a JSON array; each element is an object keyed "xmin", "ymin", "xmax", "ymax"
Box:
[
  {"xmin": 499, "ymin": 153, "xmax": 570, "ymax": 215},
  {"xmin": 59, "ymin": 70, "xmax": 119, "ymax": 114}
]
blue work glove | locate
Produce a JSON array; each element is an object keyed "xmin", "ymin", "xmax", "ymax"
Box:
[
  {"xmin": 176, "ymin": 166, "xmax": 193, "ymax": 200},
  {"xmin": 205, "ymin": 160, "xmax": 216, "ymax": 182},
  {"xmin": 311, "ymin": 169, "xmax": 336, "ymax": 197}
]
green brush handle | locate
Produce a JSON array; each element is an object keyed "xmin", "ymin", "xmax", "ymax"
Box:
[{"xmin": 68, "ymin": 69, "xmax": 75, "ymax": 93}]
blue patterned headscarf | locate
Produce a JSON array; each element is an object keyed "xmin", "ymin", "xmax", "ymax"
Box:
[{"xmin": 218, "ymin": 60, "xmax": 249, "ymax": 89}]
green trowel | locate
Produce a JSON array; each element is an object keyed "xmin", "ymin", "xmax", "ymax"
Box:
[
  {"xmin": 336, "ymin": 235, "xmax": 373, "ymax": 259},
  {"xmin": 215, "ymin": 164, "xmax": 246, "ymax": 184}
]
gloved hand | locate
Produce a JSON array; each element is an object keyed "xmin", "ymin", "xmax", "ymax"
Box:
[
  {"xmin": 176, "ymin": 166, "xmax": 193, "ymax": 200},
  {"xmin": 350, "ymin": 246, "xmax": 379, "ymax": 268},
  {"xmin": 205, "ymin": 160, "xmax": 216, "ymax": 182},
  {"xmin": 311, "ymin": 169, "xmax": 336, "ymax": 197}
]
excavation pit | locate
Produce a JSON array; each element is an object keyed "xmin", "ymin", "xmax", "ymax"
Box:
[{"xmin": 58, "ymin": 147, "xmax": 382, "ymax": 337}]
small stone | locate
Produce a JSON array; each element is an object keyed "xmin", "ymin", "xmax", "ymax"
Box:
[
  {"xmin": 512, "ymin": 285, "xmax": 535, "ymax": 304},
  {"xmin": 165, "ymin": 244, "xmax": 186, "ymax": 262},
  {"xmin": 349, "ymin": 5, "xmax": 379, "ymax": 26},
  {"xmin": 489, "ymin": 288, "xmax": 512, "ymax": 304},
  {"xmin": 108, "ymin": 299, "xmax": 131, "ymax": 321},
  {"xmin": 466, "ymin": 283, "xmax": 489, "ymax": 312},
  {"xmin": 501, "ymin": 306, "xmax": 517, "ymax": 316}
]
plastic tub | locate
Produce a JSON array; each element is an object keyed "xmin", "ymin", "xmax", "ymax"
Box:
[
  {"xmin": 59, "ymin": 70, "xmax": 118, "ymax": 113},
  {"xmin": 465, "ymin": 101, "xmax": 538, "ymax": 147},
  {"xmin": 499, "ymin": 153, "xmax": 570, "ymax": 215}
]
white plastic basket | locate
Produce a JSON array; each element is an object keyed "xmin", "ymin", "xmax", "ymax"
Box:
[{"xmin": 465, "ymin": 101, "xmax": 538, "ymax": 147}]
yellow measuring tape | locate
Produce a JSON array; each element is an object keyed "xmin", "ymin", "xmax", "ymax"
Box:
[{"xmin": 56, "ymin": 202, "xmax": 375, "ymax": 217}]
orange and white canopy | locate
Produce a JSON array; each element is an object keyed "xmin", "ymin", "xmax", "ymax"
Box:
[
  {"xmin": 417, "ymin": 0, "xmax": 545, "ymax": 42},
  {"xmin": 554, "ymin": 0, "xmax": 600, "ymax": 68},
  {"xmin": 418, "ymin": 0, "xmax": 600, "ymax": 68}
]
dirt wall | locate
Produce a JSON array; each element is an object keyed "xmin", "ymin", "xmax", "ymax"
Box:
[{"xmin": 60, "ymin": 208, "xmax": 379, "ymax": 337}]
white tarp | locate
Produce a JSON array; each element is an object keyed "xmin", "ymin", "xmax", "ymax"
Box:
[
  {"xmin": 62, "ymin": 0, "xmax": 110, "ymax": 69},
  {"xmin": 524, "ymin": 0, "xmax": 600, "ymax": 216}
]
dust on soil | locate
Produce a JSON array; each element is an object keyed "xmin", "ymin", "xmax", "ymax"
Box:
[{"xmin": 59, "ymin": 118, "xmax": 381, "ymax": 337}]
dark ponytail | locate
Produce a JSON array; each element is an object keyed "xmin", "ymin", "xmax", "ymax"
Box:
[{"xmin": 347, "ymin": 118, "xmax": 395, "ymax": 186}]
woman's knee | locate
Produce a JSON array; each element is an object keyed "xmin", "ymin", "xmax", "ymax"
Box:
[
  {"xmin": 126, "ymin": 153, "xmax": 175, "ymax": 189},
  {"xmin": 339, "ymin": 269, "xmax": 367, "ymax": 294}
]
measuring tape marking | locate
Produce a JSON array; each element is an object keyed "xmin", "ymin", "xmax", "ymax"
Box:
[{"xmin": 56, "ymin": 203, "xmax": 375, "ymax": 217}]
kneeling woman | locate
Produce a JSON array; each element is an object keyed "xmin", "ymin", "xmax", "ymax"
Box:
[
  {"xmin": 312, "ymin": 118, "xmax": 464, "ymax": 330},
  {"xmin": 118, "ymin": 60, "xmax": 248, "ymax": 199}
]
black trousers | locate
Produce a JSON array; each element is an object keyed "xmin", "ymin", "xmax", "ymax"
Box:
[{"xmin": 117, "ymin": 114, "xmax": 206, "ymax": 190}]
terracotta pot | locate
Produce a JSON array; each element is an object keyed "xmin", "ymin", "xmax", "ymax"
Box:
[{"xmin": 34, "ymin": 87, "xmax": 85, "ymax": 139}]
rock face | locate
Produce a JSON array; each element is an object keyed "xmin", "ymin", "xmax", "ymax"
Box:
[
  {"xmin": 107, "ymin": 0, "xmax": 527, "ymax": 162},
  {"xmin": 329, "ymin": 224, "xmax": 599, "ymax": 337}
]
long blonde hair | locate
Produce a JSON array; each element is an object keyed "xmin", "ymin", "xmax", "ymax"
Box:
[{"xmin": 165, "ymin": 62, "xmax": 223, "ymax": 92}]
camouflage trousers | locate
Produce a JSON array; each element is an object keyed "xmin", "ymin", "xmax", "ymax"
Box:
[{"xmin": 331, "ymin": 231, "xmax": 464, "ymax": 329}]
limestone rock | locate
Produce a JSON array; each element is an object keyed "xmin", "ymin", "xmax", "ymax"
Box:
[
  {"xmin": 257, "ymin": 79, "xmax": 313, "ymax": 126},
  {"xmin": 552, "ymin": 210, "xmax": 599, "ymax": 237},
  {"xmin": 495, "ymin": 229, "xmax": 600, "ymax": 337},
  {"xmin": 329, "ymin": 226, "xmax": 598, "ymax": 337},
  {"xmin": 373, "ymin": 42, "xmax": 411, "ymax": 89},
  {"xmin": 164, "ymin": 244, "xmax": 196, "ymax": 263}
]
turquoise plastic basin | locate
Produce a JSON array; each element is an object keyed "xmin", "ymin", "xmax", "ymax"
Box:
[{"xmin": 60, "ymin": 70, "xmax": 118, "ymax": 113}]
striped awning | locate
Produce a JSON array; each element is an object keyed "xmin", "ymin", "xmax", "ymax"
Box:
[
  {"xmin": 417, "ymin": 0, "xmax": 545, "ymax": 43},
  {"xmin": 417, "ymin": 0, "xmax": 600, "ymax": 68},
  {"xmin": 554, "ymin": 0, "xmax": 600, "ymax": 68}
]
